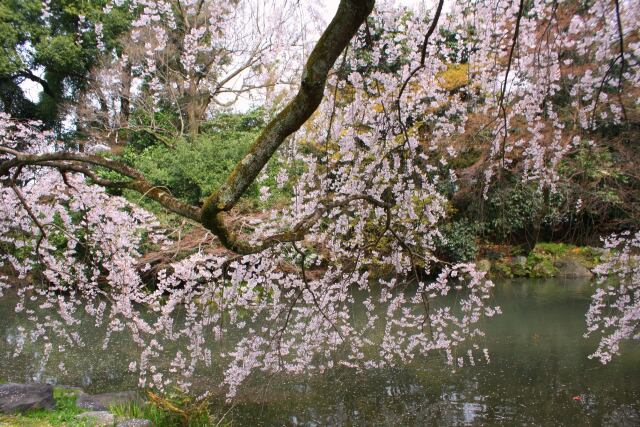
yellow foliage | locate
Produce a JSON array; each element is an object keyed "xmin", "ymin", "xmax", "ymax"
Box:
[{"xmin": 437, "ymin": 63, "xmax": 469, "ymax": 91}]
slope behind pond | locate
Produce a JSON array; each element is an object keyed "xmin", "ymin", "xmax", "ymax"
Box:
[{"xmin": 1, "ymin": 279, "xmax": 639, "ymax": 426}]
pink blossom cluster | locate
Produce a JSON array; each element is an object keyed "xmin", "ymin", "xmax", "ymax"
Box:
[
  {"xmin": 587, "ymin": 231, "xmax": 640, "ymax": 363},
  {"xmin": 1, "ymin": 113, "xmax": 496, "ymax": 397}
]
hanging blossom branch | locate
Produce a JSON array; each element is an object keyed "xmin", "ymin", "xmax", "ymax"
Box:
[
  {"xmin": 587, "ymin": 231, "xmax": 640, "ymax": 364},
  {"xmin": 0, "ymin": 148, "xmax": 392, "ymax": 256},
  {"xmin": 590, "ymin": 0, "xmax": 628, "ymax": 126},
  {"xmin": 395, "ymin": 0, "xmax": 445, "ymax": 137}
]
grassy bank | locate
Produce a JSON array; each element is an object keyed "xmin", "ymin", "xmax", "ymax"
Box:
[
  {"xmin": 0, "ymin": 388, "xmax": 231, "ymax": 427},
  {"xmin": 481, "ymin": 242, "xmax": 602, "ymax": 279}
]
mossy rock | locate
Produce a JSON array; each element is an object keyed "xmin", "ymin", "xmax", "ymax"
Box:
[
  {"xmin": 554, "ymin": 257, "xmax": 593, "ymax": 278},
  {"xmin": 483, "ymin": 242, "xmax": 599, "ymax": 279},
  {"xmin": 511, "ymin": 256, "xmax": 529, "ymax": 277},
  {"xmin": 530, "ymin": 258, "xmax": 557, "ymax": 278},
  {"xmin": 476, "ymin": 259, "xmax": 491, "ymax": 272},
  {"xmin": 490, "ymin": 260, "xmax": 513, "ymax": 278}
]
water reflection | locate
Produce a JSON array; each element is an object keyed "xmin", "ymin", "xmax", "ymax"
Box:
[{"xmin": 1, "ymin": 278, "xmax": 639, "ymax": 425}]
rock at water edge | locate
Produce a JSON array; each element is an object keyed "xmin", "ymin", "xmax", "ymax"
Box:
[{"xmin": 0, "ymin": 383, "xmax": 55, "ymax": 413}]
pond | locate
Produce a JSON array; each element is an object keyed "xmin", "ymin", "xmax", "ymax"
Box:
[{"xmin": 1, "ymin": 278, "xmax": 639, "ymax": 426}]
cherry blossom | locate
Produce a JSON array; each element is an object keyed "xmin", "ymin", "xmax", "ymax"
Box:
[{"xmin": 1, "ymin": 0, "xmax": 639, "ymax": 398}]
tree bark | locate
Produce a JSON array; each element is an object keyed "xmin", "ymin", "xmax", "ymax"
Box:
[{"xmin": 200, "ymin": 0, "xmax": 375, "ymax": 252}]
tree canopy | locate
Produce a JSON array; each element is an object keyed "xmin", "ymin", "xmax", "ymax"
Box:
[{"xmin": 0, "ymin": 0, "xmax": 639, "ymax": 397}]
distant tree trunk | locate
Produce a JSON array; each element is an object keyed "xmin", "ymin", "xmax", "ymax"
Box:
[
  {"xmin": 120, "ymin": 60, "xmax": 132, "ymax": 126},
  {"xmin": 184, "ymin": 91, "xmax": 210, "ymax": 137}
]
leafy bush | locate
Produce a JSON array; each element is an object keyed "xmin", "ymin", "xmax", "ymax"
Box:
[
  {"xmin": 127, "ymin": 109, "xmax": 184, "ymax": 151},
  {"xmin": 435, "ymin": 219, "xmax": 478, "ymax": 262},
  {"xmin": 132, "ymin": 133, "xmax": 254, "ymax": 205},
  {"xmin": 469, "ymin": 139, "xmax": 637, "ymax": 246},
  {"xmin": 476, "ymin": 179, "xmax": 564, "ymax": 242},
  {"xmin": 124, "ymin": 110, "xmax": 287, "ymax": 207}
]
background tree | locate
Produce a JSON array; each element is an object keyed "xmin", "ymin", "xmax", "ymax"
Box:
[
  {"xmin": 76, "ymin": 0, "xmax": 320, "ymax": 149},
  {"xmin": 0, "ymin": 0, "xmax": 131, "ymax": 132}
]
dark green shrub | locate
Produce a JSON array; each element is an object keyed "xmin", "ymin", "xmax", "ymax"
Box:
[
  {"xmin": 475, "ymin": 179, "xmax": 565, "ymax": 243},
  {"xmin": 435, "ymin": 219, "xmax": 478, "ymax": 262}
]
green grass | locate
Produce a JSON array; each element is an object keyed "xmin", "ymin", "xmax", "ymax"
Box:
[
  {"xmin": 532, "ymin": 242, "xmax": 575, "ymax": 257},
  {"xmin": 110, "ymin": 400, "xmax": 180, "ymax": 426}
]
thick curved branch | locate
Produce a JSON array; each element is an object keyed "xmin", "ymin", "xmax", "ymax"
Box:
[
  {"xmin": 13, "ymin": 71, "xmax": 57, "ymax": 100},
  {"xmin": 201, "ymin": 0, "xmax": 376, "ymax": 240},
  {"xmin": 211, "ymin": 194, "xmax": 392, "ymax": 255},
  {"xmin": 1, "ymin": 152, "xmax": 201, "ymax": 221},
  {"xmin": 1, "ymin": 151, "xmax": 141, "ymax": 179}
]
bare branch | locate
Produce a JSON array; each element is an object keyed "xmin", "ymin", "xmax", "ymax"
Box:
[
  {"xmin": 497, "ymin": 0, "xmax": 525, "ymax": 167},
  {"xmin": 613, "ymin": 0, "xmax": 628, "ymax": 121},
  {"xmin": 13, "ymin": 71, "xmax": 57, "ymax": 100}
]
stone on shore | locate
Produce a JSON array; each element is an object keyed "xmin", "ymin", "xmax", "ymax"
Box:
[
  {"xmin": 76, "ymin": 410, "xmax": 116, "ymax": 426},
  {"xmin": 117, "ymin": 419, "xmax": 152, "ymax": 427},
  {"xmin": 76, "ymin": 390, "xmax": 141, "ymax": 411},
  {"xmin": 0, "ymin": 383, "xmax": 55, "ymax": 413}
]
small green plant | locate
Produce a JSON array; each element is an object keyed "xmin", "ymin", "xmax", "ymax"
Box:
[{"xmin": 110, "ymin": 390, "xmax": 231, "ymax": 427}]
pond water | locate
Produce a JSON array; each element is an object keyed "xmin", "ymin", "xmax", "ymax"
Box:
[{"xmin": 1, "ymin": 278, "xmax": 639, "ymax": 426}]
